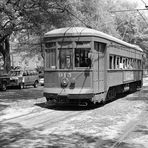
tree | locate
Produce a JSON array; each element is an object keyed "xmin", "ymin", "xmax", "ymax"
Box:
[
  {"xmin": 0, "ymin": 0, "xmax": 16, "ymax": 72},
  {"xmin": 0, "ymin": 0, "xmax": 73, "ymax": 72},
  {"xmin": 68, "ymin": 0, "xmax": 120, "ymax": 37},
  {"xmin": 1, "ymin": 0, "xmax": 148, "ymax": 71},
  {"xmin": 109, "ymin": 0, "xmax": 147, "ymax": 44},
  {"xmin": 9, "ymin": 0, "xmax": 74, "ymax": 57}
]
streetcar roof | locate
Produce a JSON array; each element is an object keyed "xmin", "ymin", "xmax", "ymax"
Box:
[{"xmin": 44, "ymin": 27, "xmax": 143, "ymax": 52}]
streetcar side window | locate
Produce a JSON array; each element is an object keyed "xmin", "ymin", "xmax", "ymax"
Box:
[
  {"xmin": 59, "ymin": 49, "xmax": 73, "ymax": 69},
  {"xmin": 109, "ymin": 55, "xmax": 118, "ymax": 69},
  {"xmin": 109, "ymin": 55, "xmax": 142, "ymax": 70},
  {"xmin": 75, "ymin": 48, "xmax": 91, "ymax": 68},
  {"xmin": 0, "ymin": 52, "xmax": 4, "ymax": 70},
  {"xmin": 109, "ymin": 55, "xmax": 113, "ymax": 69},
  {"xmin": 119, "ymin": 57, "xmax": 123, "ymax": 69},
  {"xmin": 45, "ymin": 49, "xmax": 56, "ymax": 69},
  {"xmin": 113, "ymin": 55, "xmax": 116, "ymax": 69},
  {"xmin": 138, "ymin": 60, "xmax": 142, "ymax": 69},
  {"xmin": 128, "ymin": 59, "xmax": 133, "ymax": 69},
  {"xmin": 117, "ymin": 56, "xmax": 120, "ymax": 69}
]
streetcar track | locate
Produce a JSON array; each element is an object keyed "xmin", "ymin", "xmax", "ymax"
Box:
[
  {"xmin": 2, "ymin": 105, "xmax": 90, "ymax": 123},
  {"xmin": 111, "ymin": 111, "xmax": 145, "ymax": 148},
  {"xmin": 7, "ymin": 109, "xmax": 57, "ymax": 122},
  {"xmin": 0, "ymin": 110, "xmax": 85, "ymax": 147},
  {"xmin": 110, "ymin": 102, "xmax": 147, "ymax": 147},
  {"xmin": 1, "ymin": 108, "xmax": 48, "ymax": 122},
  {"xmin": 19, "ymin": 110, "xmax": 84, "ymax": 128},
  {"xmin": 3, "ymin": 109, "xmax": 66, "ymax": 124},
  {"xmin": 2, "ymin": 107, "xmax": 86, "ymax": 129},
  {"xmin": 33, "ymin": 110, "xmax": 85, "ymax": 128},
  {"xmin": 110, "ymin": 120, "xmax": 139, "ymax": 148}
]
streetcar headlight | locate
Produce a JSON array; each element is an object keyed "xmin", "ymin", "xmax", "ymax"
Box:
[{"xmin": 61, "ymin": 78, "xmax": 69, "ymax": 87}]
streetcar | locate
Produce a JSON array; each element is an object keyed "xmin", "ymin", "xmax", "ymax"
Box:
[{"xmin": 43, "ymin": 27, "xmax": 143, "ymax": 106}]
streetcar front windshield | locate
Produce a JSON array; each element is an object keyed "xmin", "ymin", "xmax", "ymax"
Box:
[
  {"xmin": 75, "ymin": 48, "xmax": 91, "ymax": 68},
  {"xmin": 59, "ymin": 49, "xmax": 73, "ymax": 69}
]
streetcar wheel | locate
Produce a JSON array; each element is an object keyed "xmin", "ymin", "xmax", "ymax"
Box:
[
  {"xmin": 88, "ymin": 100, "xmax": 98, "ymax": 107},
  {"xmin": 2, "ymin": 83, "xmax": 7, "ymax": 91},
  {"xmin": 100, "ymin": 99, "xmax": 106, "ymax": 106},
  {"xmin": 45, "ymin": 98, "xmax": 56, "ymax": 107},
  {"xmin": 107, "ymin": 88, "xmax": 116, "ymax": 101}
]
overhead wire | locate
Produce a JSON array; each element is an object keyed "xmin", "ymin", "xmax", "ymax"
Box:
[
  {"xmin": 54, "ymin": 1, "xmax": 148, "ymax": 44},
  {"xmin": 55, "ymin": 1, "xmax": 91, "ymax": 28},
  {"xmin": 54, "ymin": 2, "xmax": 95, "ymax": 95},
  {"xmin": 56, "ymin": 1, "xmax": 148, "ymax": 35},
  {"xmin": 140, "ymin": 0, "xmax": 148, "ymax": 7},
  {"xmin": 110, "ymin": 8, "xmax": 148, "ymax": 30},
  {"xmin": 137, "ymin": 9, "xmax": 148, "ymax": 25},
  {"xmin": 110, "ymin": 8, "xmax": 148, "ymax": 13}
]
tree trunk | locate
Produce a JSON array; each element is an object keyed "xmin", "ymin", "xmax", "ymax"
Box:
[{"xmin": 4, "ymin": 38, "xmax": 11, "ymax": 73}]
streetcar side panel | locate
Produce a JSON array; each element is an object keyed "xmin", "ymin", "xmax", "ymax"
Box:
[
  {"xmin": 106, "ymin": 42, "xmax": 143, "ymax": 99},
  {"xmin": 44, "ymin": 71, "xmax": 92, "ymax": 89}
]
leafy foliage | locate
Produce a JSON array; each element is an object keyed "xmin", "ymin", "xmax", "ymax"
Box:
[
  {"xmin": 68, "ymin": 0, "xmax": 120, "ymax": 37},
  {"xmin": 1, "ymin": 0, "xmax": 148, "ymax": 71},
  {"xmin": 0, "ymin": 0, "xmax": 73, "ymax": 71}
]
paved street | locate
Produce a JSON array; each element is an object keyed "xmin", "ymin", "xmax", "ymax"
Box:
[{"xmin": 0, "ymin": 82, "xmax": 148, "ymax": 148}]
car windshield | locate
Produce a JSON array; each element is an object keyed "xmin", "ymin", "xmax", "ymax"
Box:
[{"xmin": 9, "ymin": 71, "xmax": 22, "ymax": 76}]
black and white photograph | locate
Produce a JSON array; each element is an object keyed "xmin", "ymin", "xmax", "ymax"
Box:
[{"xmin": 0, "ymin": 0, "xmax": 148, "ymax": 147}]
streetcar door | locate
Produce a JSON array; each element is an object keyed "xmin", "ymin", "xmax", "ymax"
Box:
[{"xmin": 95, "ymin": 42, "xmax": 106, "ymax": 92}]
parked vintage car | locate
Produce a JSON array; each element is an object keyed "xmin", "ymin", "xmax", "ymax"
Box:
[{"xmin": 8, "ymin": 69, "xmax": 39, "ymax": 89}]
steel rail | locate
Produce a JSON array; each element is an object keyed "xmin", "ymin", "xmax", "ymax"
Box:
[
  {"xmin": 110, "ymin": 89, "xmax": 147, "ymax": 148},
  {"xmin": 2, "ymin": 107, "xmax": 51, "ymax": 122}
]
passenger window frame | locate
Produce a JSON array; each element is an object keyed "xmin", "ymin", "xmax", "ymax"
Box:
[
  {"xmin": 45, "ymin": 48, "xmax": 56, "ymax": 69},
  {"xmin": 74, "ymin": 48, "xmax": 92, "ymax": 68},
  {"xmin": 59, "ymin": 48, "xmax": 73, "ymax": 69}
]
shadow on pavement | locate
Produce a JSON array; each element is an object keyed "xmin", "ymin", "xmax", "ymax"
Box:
[
  {"xmin": 134, "ymin": 125, "xmax": 148, "ymax": 135},
  {"xmin": 0, "ymin": 104, "xmax": 9, "ymax": 111},
  {"xmin": 0, "ymin": 122, "xmax": 145, "ymax": 148},
  {"xmin": 35, "ymin": 102, "xmax": 104, "ymax": 111},
  {"xmin": 35, "ymin": 91, "xmax": 138, "ymax": 111},
  {"xmin": 0, "ymin": 87, "xmax": 44, "ymax": 111},
  {"xmin": 0, "ymin": 89, "xmax": 43, "ymax": 101}
]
